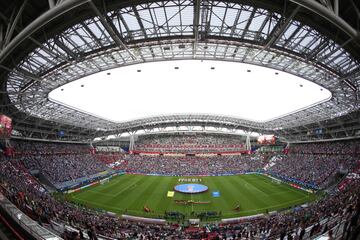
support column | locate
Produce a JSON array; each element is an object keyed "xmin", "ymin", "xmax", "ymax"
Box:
[
  {"xmin": 89, "ymin": 142, "xmax": 96, "ymax": 154},
  {"xmin": 245, "ymin": 133, "xmax": 251, "ymax": 153},
  {"xmin": 4, "ymin": 138, "xmax": 11, "ymax": 148},
  {"xmin": 129, "ymin": 135, "xmax": 135, "ymax": 153},
  {"xmin": 2, "ymin": 139, "xmax": 14, "ymax": 157},
  {"xmin": 284, "ymin": 142, "xmax": 290, "ymax": 154}
]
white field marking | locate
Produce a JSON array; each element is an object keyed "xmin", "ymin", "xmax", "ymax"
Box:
[
  {"xmin": 267, "ymin": 190, "xmax": 293, "ymax": 196},
  {"xmin": 242, "ymin": 181, "xmax": 268, "ymax": 196},
  {"xmin": 72, "ymin": 196, "xmax": 166, "ymax": 216},
  {"xmin": 72, "ymin": 193, "xmax": 311, "ymax": 218},
  {"xmin": 260, "ymin": 175, "xmax": 311, "ymax": 196},
  {"xmin": 87, "ymin": 189, "xmax": 117, "ymax": 197},
  {"xmin": 221, "ymin": 195, "xmax": 312, "ymax": 215},
  {"xmin": 72, "ymin": 196, "xmax": 120, "ymax": 210},
  {"xmin": 97, "ymin": 177, "xmax": 124, "ymax": 189},
  {"xmin": 84, "ymin": 176, "xmax": 143, "ymax": 198},
  {"xmin": 113, "ymin": 177, "xmax": 145, "ymax": 197}
]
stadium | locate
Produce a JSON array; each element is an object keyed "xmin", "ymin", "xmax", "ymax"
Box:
[{"xmin": 0, "ymin": 0, "xmax": 359, "ymax": 239}]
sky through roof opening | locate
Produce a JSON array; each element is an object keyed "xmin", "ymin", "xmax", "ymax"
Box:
[{"xmin": 48, "ymin": 60, "xmax": 332, "ymax": 123}]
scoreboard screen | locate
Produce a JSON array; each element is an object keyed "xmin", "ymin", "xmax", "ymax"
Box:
[{"xmin": 257, "ymin": 135, "xmax": 276, "ymax": 144}]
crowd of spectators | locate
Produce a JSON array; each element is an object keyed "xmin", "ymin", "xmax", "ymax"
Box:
[
  {"xmin": 268, "ymin": 154, "xmax": 358, "ymax": 187},
  {"xmin": 3, "ymin": 140, "xmax": 109, "ymax": 185},
  {"xmin": 134, "ymin": 134, "xmax": 246, "ymax": 153},
  {"xmin": 95, "ymin": 153, "xmax": 127, "ymax": 170},
  {"xmin": 124, "ymin": 154, "xmax": 267, "ymax": 175},
  {"xmin": 20, "ymin": 154, "xmax": 109, "ymax": 184},
  {"xmin": 137, "ymin": 134, "xmax": 244, "ymax": 145},
  {"xmin": 266, "ymin": 141, "xmax": 359, "ymax": 187},
  {"xmin": 0, "ymin": 139, "xmax": 360, "ymax": 239},
  {"xmin": 9, "ymin": 138, "xmax": 359, "ymax": 188},
  {"xmin": 289, "ymin": 140, "xmax": 360, "ymax": 155},
  {"xmin": 11, "ymin": 139, "xmax": 91, "ymax": 155},
  {"xmin": 0, "ymin": 158, "xmax": 359, "ymax": 239}
]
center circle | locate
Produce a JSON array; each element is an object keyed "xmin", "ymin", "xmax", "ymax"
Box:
[{"xmin": 174, "ymin": 184, "xmax": 208, "ymax": 194}]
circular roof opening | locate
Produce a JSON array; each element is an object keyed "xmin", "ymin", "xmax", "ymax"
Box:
[{"xmin": 48, "ymin": 60, "xmax": 331, "ymax": 123}]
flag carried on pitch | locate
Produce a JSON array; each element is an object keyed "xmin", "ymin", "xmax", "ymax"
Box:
[{"xmin": 167, "ymin": 191, "xmax": 175, "ymax": 197}]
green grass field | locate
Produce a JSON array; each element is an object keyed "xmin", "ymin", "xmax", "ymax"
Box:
[{"xmin": 66, "ymin": 174, "xmax": 316, "ymax": 220}]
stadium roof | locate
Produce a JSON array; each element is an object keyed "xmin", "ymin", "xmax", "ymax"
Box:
[{"xmin": 0, "ymin": 0, "xmax": 359, "ymax": 142}]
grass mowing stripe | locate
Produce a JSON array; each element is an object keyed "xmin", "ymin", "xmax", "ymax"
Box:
[
  {"xmin": 239, "ymin": 195, "xmax": 310, "ymax": 214},
  {"xmin": 109, "ymin": 175, "xmax": 149, "ymax": 209},
  {"xmin": 129, "ymin": 176, "xmax": 163, "ymax": 210},
  {"xmin": 73, "ymin": 188, "xmax": 110, "ymax": 203},
  {"xmin": 209, "ymin": 176, "xmax": 239, "ymax": 213},
  {"xmin": 226, "ymin": 176, "xmax": 267, "ymax": 210},
  {"xmin": 251, "ymin": 178, "xmax": 291, "ymax": 205},
  {"xmin": 241, "ymin": 176, "xmax": 269, "ymax": 198},
  {"xmin": 113, "ymin": 175, "xmax": 146, "ymax": 197},
  {"xmin": 154, "ymin": 176, "xmax": 175, "ymax": 213},
  {"xmin": 67, "ymin": 174, "xmax": 316, "ymax": 220},
  {"xmin": 86, "ymin": 190, "xmax": 116, "ymax": 197},
  {"xmin": 71, "ymin": 195, "xmax": 122, "ymax": 213},
  {"xmin": 204, "ymin": 177, "xmax": 225, "ymax": 213}
]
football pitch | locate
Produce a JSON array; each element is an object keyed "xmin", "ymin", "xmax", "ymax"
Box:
[{"xmin": 66, "ymin": 174, "xmax": 316, "ymax": 220}]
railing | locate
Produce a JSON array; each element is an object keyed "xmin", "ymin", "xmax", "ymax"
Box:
[{"xmin": 0, "ymin": 193, "xmax": 62, "ymax": 240}]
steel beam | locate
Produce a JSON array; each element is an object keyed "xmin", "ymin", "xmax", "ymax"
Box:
[
  {"xmin": 132, "ymin": 6, "xmax": 148, "ymax": 38},
  {"xmin": 334, "ymin": 0, "xmax": 339, "ymax": 16},
  {"xmin": 48, "ymin": 0, "xmax": 55, "ymax": 9},
  {"xmin": 4, "ymin": 0, "xmax": 28, "ymax": 46},
  {"xmin": 350, "ymin": 0, "xmax": 360, "ymax": 21},
  {"xmin": 89, "ymin": 1, "xmax": 137, "ymax": 60},
  {"xmin": 290, "ymin": 0, "xmax": 360, "ymax": 44},
  {"xmin": 54, "ymin": 38, "xmax": 78, "ymax": 60},
  {"xmin": 267, "ymin": 5, "xmax": 300, "ymax": 46},
  {"xmin": 0, "ymin": 0, "xmax": 90, "ymax": 64},
  {"xmin": 0, "ymin": 10, "xmax": 72, "ymax": 64},
  {"xmin": 0, "ymin": 24, "xmax": 3, "ymax": 49},
  {"xmin": 193, "ymin": 0, "xmax": 200, "ymax": 57},
  {"xmin": 81, "ymin": 22, "xmax": 103, "ymax": 47}
]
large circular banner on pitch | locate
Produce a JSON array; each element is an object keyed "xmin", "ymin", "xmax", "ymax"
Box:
[{"xmin": 174, "ymin": 184, "xmax": 208, "ymax": 194}]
